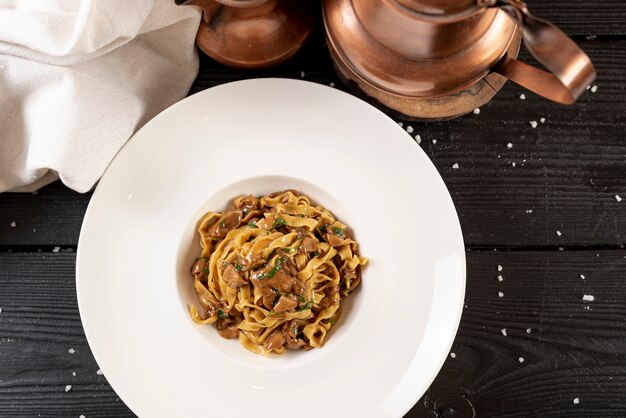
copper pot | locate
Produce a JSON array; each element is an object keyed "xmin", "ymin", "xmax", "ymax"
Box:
[
  {"xmin": 183, "ymin": 0, "xmax": 315, "ymax": 69},
  {"xmin": 323, "ymin": 0, "xmax": 596, "ymax": 120}
]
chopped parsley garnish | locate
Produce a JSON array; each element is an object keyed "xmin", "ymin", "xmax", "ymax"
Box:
[
  {"xmin": 282, "ymin": 247, "xmax": 292, "ymax": 253},
  {"xmin": 265, "ymin": 257, "xmax": 284, "ymax": 279},
  {"xmin": 234, "ymin": 261, "xmax": 243, "ymax": 272},
  {"xmin": 256, "ymin": 272, "xmax": 266, "ymax": 280},
  {"xmin": 203, "ymin": 267, "xmax": 209, "ymax": 276},
  {"xmin": 312, "ymin": 250, "xmax": 321, "ymax": 257},
  {"xmin": 318, "ymin": 225, "xmax": 327, "ymax": 233},
  {"xmin": 291, "ymin": 325, "xmax": 298, "ymax": 334},
  {"xmin": 200, "ymin": 257, "xmax": 208, "ymax": 262},
  {"xmin": 217, "ymin": 309, "xmax": 228, "ymax": 319},
  {"xmin": 272, "ymin": 217, "xmax": 287, "ymax": 229},
  {"xmin": 222, "ymin": 260, "xmax": 227, "ymax": 266},
  {"xmin": 327, "ymin": 317, "xmax": 335, "ymax": 325},
  {"xmin": 296, "ymin": 301, "xmax": 312, "ymax": 311},
  {"xmin": 298, "ymin": 295, "xmax": 306, "ymax": 304},
  {"xmin": 332, "ymin": 227, "xmax": 345, "ymax": 237},
  {"xmin": 272, "ymin": 290, "xmax": 281, "ymax": 306},
  {"xmin": 218, "ymin": 221, "xmax": 226, "ymax": 228}
]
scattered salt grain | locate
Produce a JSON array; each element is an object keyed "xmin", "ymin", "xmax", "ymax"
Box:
[
  {"xmin": 501, "ymin": 328, "xmax": 507, "ymax": 336},
  {"xmin": 518, "ymin": 357, "xmax": 525, "ymax": 363},
  {"xmin": 65, "ymin": 385, "xmax": 72, "ymax": 392},
  {"xmin": 432, "ymin": 139, "xmax": 437, "ymax": 144},
  {"xmin": 53, "ymin": 247, "xmax": 60, "ymax": 253},
  {"xmin": 10, "ymin": 221, "xmax": 17, "ymax": 227},
  {"xmin": 526, "ymin": 209, "xmax": 533, "ymax": 214},
  {"xmin": 556, "ymin": 230, "xmax": 562, "ymax": 236},
  {"xmin": 498, "ymin": 292, "xmax": 504, "ymax": 298},
  {"xmin": 582, "ymin": 294, "xmax": 595, "ymax": 302},
  {"xmin": 96, "ymin": 369, "xmax": 103, "ymax": 376},
  {"xmin": 450, "ymin": 352, "xmax": 456, "ymax": 358},
  {"xmin": 512, "ymin": 162, "xmax": 516, "ymax": 167},
  {"xmin": 519, "ymin": 94, "xmax": 526, "ymax": 100},
  {"xmin": 573, "ymin": 398, "xmax": 580, "ymax": 404},
  {"xmin": 497, "ymin": 265, "xmax": 503, "ymax": 272},
  {"xmin": 530, "ymin": 121, "xmax": 538, "ymax": 128},
  {"xmin": 0, "ymin": 307, "xmax": 2, "ymax": 313},
  {"xmin": 540, "ymin": 117, "xmax": 546, "ymax": 123},
  {"xmin": 526, "ymin": 328, "xmax": 532, "ymax": 334},
  {"xmin": 616, "ymin": 195, "xmax": 622, "ymax": 202},
  {"xmin": 473, "ymin": 108, "xmax": 481, "ymax": 114},
  {"xmin": 300, "ymin": 71, "xmax": 305, "ymax": 78},
  {"xmin": 590, "ymin": 85, "xmax": 598, "ymax": 93},
  {"xmin": 415, "ymin": 134, "xmax": 422, "ymax": 144},
  {"xmin": 507, "ymin": 142, "xmax": 513, "ymax": 149},
  {"xmin": 580, "ymin": 274, "xmax": 586, "ymax": 280},
  {"xmin": 80, "ymin": 415, "xmax": 86, "ymax": 418},
  {"xmin": 68, "ymin": 348, "xmax": 75, "ymax": 354},
  {"xmin": 406, "ymin": 125, "xmax": 414, "ymax": 134},
  {"xmin": 497, "ymin": 275, "xmax": 503, "ymax": 282},
  {"xmin": 329, "ymin": 82, "xmax": 335, "ymax": 87},
  {"xmin": 452, "ymin": 163, "xmax": 459, "ymax": 169},
  {"xmin": 559, "ymin": 247, "xmax": 565, "ymax": 251}
]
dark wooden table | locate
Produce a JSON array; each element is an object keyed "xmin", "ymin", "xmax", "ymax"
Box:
[{"xmin": 1, "ymin": 2, "xmax": 625, "ymax": 417}]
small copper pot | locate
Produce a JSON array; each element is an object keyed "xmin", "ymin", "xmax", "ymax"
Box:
[
  {"xmin": 183, "ymin": 0, "xmax": 315, "ymax": 69},
  {"xmin": 323, "ymin": 0, "xmax": 596, "ymax": 120}
]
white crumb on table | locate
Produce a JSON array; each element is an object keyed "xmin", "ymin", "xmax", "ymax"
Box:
[
  {"xmin": 519, "ymin": 93, "xmax": 526, "ymax": 100},
  {"xmin": 80, "ymin": 415, "xmax": 86, "ymax": 418},
  {"xmin": 590, "ymin": 85, "xmax": 598, "ymax": 93},
  {"xmin": 10, "ymin": 221, "xmax": 16, "ymax": 227},
  {"xmin": 406, "ymin": 125, "xmax": 414, "ymax": 134},
  {"xmin": 501, "ymin": 328, "xmax": 507, "ymax": 336},
  {"xmin": 498, "ymin": 292, "xmax": 504, "ymax": 298},
  {"xmin": 68, "ymin": 348, "xmax": 75, "ymax": 354},
  {"xmin": 432, "ymin": 139, "xmax": 437, "ymax": 144},
  {"xmin": 556, "ymin": 230, "xmax": 562, "ymax": 236},
  {"xmin": 573, "ymin": 398, "xmax": 580, "ymax": 404},
  {"xmin": 580, "ymin": 274, "xmax": 586, "ymax": 280},
  {"xmin": 507, "ymin": 142, "xmax": 513, "ymax": 149},
  {"xmin": 452, "ymin": 163, "xmax": 459, "ymax": 169},
  {"xmin": 329, "ymin": 82, "xmax": 335, "ymax": 87},
  {"xmin": 96, "ymin": 369, "xmax": 103, "ymax": 375},
  {"xmin": 526, "ymin": 209, "xmax": 533, "ymax": 214},
  {"xmin": 398, "ymin": 122, "xmax": 403, "ymax": 127},
  {"xmin": 72, "ymin": 371, "xmax": 76, "ymax": 376},
  {"xmin": 53, "ymin": 247, "xmax": 60, "ymax": 253},
  {"xmin": 65, "ymin": 385, "xmax": 72, "ymax": 392},
  {"xmin": 497, "ymin": 265, "xmax": 503, "ymax": 272},
  {"xmin": 559, "ymin": 247, "xmax": 565, "ymax": 251},
  {"xmin": 540, "ymin": 117, "xmax": 546, "ymax": 123},
  {"xmin": 518, "ymin": 357, "xmax": 525, "ymax": 363},
  {"xmin": 526, "ymin": 328, "xmax": 532, "ymax": 334},
  {"xmin": 473, "ymin": 108, "xmax": 481, "ymax": 114},
  {"xmin": 300, "ymin": 71, "xmax": 305, "ymax": 78},
  {"xmin": 512, "ymin": 162, "xmax": 516, "ymax": 167},
  {"xmin": 0, "ymin": 307, "xmax": 2, "ymax": 313},
  {"xmin": 450, "ymin": 352, "xmax": 456, "ymax": 358},
  {"xmin": 530, "ymin": 120, "xmax": 538, "ymax": 128},
  {"xmin": 415, "ymin": 134, "xmax": 421, "ymax": 144},
  {"xmin": 582, "ymin": 294, "xmax": 595, "ymax": 302},
  {"xmin": 616, "ymin": 195, "xmax": 622, "ymax": 202},
  {"xmin": 498, "ymin": 275, "xmax": 503, "ymax": 282}
]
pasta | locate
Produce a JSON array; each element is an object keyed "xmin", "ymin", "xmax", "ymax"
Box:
[{"xmin": 189, "ymin": 190, "xmax": 367, "ymax": 355}]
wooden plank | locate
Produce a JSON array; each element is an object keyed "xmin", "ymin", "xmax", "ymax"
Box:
[
  {"xmin": 1, "ymin": 40, "xmax": 624, "ymax": 248},
  {"xmin": 1, "ymin": 250, "xmax": 624, "ymax": 417},
  {"xmin": 0, "ymin": 253, "xmax": 133, "ymax": 417},
  {"xmin": 410, "ymin": 249, "xmax": 626, "ymax": 417},
  {"xmin": 527, "ymin": 0, "xmax": 626, "ymax": 36}
]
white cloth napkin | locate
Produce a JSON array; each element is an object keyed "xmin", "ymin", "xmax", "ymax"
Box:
[{"xmin": 0, "ymin": 0, "xmax": 201, "ymax": 192}]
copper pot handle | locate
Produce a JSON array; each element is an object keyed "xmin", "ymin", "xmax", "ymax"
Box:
[{"xmin": 487, "ymin": 0, "xmax": 596, "ymax": 104}]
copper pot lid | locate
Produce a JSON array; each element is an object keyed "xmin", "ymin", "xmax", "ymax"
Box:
[
  {"xmin": 396, "ymin": 0, "xmax": 479, "ymax": 17},
  {"xmin": 323, "ymin": 0, "xmax": 518, "ymax": 98}
]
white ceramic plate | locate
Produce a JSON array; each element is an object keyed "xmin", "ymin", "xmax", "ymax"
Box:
[{"xmin": 76, "ymin": 78, "xmax": 465, "ymax": 418}]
